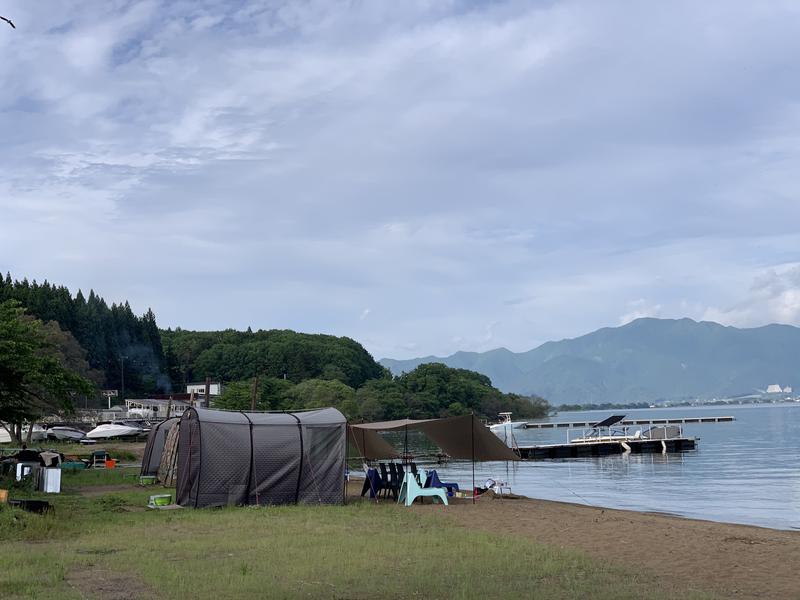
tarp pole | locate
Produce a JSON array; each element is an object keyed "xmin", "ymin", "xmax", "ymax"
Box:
[
  {"xmin": 361, "ymin": 428, "xmax": 379, "ymax": 502},
  {"xmin": 471, "ymin": 413, "xmax": 475, "ymax": 505},
  {"xmin": 404, "ymin": 422, "xmax": 408, "ymax": 463}
]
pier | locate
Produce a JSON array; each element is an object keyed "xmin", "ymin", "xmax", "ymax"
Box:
[
  {"xmin": 517, "ymin": 437, "xmax": 696, "ymax": 460},
  {"xmin": 510, "ymin": 414, "xmax": 732, "ymax": 460},
  {"xmin": 523, "ymin": 415, "xmax": 735, "ymax": 429}
]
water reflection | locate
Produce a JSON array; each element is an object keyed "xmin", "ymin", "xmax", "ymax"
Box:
[{"xmin": 357, "ymin": 404, "xmax": 800, "ymax": 530}]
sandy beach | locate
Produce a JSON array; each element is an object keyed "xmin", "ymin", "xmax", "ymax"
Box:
[{"xmin": 349, "ymin": 481, "xmax": 800, "ymax": 599}]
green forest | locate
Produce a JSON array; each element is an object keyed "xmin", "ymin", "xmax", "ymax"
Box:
[{"xmin": 0, "ymin": 273, "xmax": 549, "ymax": 424}]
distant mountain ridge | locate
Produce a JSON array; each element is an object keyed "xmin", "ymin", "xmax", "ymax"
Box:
[{"xmin": 380, "ymin": 318, "xmax": 800, "ymax": 404}]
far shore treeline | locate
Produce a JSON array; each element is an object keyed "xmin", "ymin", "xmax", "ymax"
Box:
[{"xmin": 0, "ymin": 273, "xmax": 549, "ymax": 427}]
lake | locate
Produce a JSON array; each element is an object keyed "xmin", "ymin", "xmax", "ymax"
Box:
[{"xmin": 427, "ymin": 403, "xmax": 800, "ymax": 530}]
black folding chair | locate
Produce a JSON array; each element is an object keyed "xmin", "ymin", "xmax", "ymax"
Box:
[
  {"xmin": 390, "ymin": 463, "xmax": 404, "ymax": 500},
  {"xmin": 379, "ymin": 463, "xmax": 391, "ymax": 498}
]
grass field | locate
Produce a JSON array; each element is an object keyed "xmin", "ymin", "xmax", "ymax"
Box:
[{"xmin": 0, "ymin": 468, "xmax": 714, "ymax": 600}]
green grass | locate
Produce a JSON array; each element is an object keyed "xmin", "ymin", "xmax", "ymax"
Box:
[
  {"xmin": 0, "ymin": 474, "xmax": 716, "ymax": 600},
  {"xmin": 1, "ymin": 440, "xmax": 141, "ymax": 462}
]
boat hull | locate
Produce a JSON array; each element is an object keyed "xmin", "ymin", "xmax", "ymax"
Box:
[
  {"xmin": 86, "ymin": 425, "xmax": 143, "ymax": 439},
  {"xmin": 47, "ymin": 427, "xmax": 87, "ymax": 441}
]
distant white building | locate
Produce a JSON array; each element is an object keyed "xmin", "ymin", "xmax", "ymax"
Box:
[
  {"xmin": 126, "ymin": 398, "xmax": 191, "ymax": 419},
  {"xmin": 186, "ymin": 382, "xmax": 224, "ymax": 396},
  {"xmin": 783, "ymin": 386, "xmax": 793, "ymax": 394},
  {"xmin": 765, "ymin": 384, "xmax": 784, "ymax": 394}
]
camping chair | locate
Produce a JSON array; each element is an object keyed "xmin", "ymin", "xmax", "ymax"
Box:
[
  {"xmin": 397, "ymin": 470, "xmax": 447, "ymax": 507},
  {"xmin": 424, "ymin": 470, "xmax": 459, "ymax": 496},
  {"xmin": 360, "ymin": 467, "xmax": 383, "ymax": 499},
  {"xmin": 88, "ymin": 450, "xmax": 109, "ymax": 469},
  {"xmin": 389, "ymin": 464, "xmax": 404, "ymax": 500},
  {"xmin": 379, "ymin": 463, "xmax": 392, "ymax": 498}
]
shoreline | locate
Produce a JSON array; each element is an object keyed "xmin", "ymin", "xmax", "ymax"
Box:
[{"xmin": 350, "ymin": 480, "xmax": 800, "ymax": 599}]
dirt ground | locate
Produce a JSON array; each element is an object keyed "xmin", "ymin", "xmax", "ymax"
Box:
[
  {"xmin": 426, "ymin": 494, "xmax": 799, "ymax": 599},
  {"xmin": 66, "ymin": 566, "xmax": 157, "ymax": 600},
  {"xmin": 347, "ymin": 480, "xmax": 799, "ymax": 599}
]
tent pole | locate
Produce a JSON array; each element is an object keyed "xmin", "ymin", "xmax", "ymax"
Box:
[
  {"xmin": 471, "ymin": 413, "xmax": 475, "ymax": 505},
  {"xmin": 404, "ymin": 422, "xmax": 408, "ymax": 464}
]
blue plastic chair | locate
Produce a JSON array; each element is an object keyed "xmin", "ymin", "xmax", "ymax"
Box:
[{"xmin": 424, "ymin": 470, "xmax": 460, "ymax": 497}]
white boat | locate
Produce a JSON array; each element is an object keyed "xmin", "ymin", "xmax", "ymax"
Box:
[
  {"xmin": 86, "ymin": 422, "xmax": 143, "ymax": 440},
  {"xmin": 22, "ymin": 424, "xmax": 47, "ymax": 441},
  {"xmin": 46, "ymin": 426, "xmax": 87, "ymax": 442},
  {"xmin": 488, "ymin": 412, "xmax": 528, "ymax": 432},
  {"xmin": 568, "ymin": 415, "xmax": 653, "ymax": 444}
]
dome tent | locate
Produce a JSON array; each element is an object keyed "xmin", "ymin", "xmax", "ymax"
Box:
[
  {"xmin": 176, "ymin": 407, "xmax": 346, "ymax": 508},
  {"xmin": 140, "ymin": 417, "xmax": 180, "ymax": 478}
]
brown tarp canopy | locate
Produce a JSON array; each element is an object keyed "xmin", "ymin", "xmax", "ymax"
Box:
[
  {"xmin": 349, "ymin": 414, "xmax": 519, "ymax": 461},
  {"xmin": 347, "ymin": 426, "xmax": 401, "ymax": 460}
]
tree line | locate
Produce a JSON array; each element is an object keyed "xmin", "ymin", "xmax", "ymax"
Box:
[
  {"xmin": 0, "ymin": 274, "xmax": 167, "ymax": 397},
  {"xmin": 0, "ymin": 273, "xmax": 550, "ymax": 436},
  {"xmin": 0, "ymin": 300, "xmax": 95, "ymax": 443},
  {"xmin": 214, "ymin": 362, "xmax": 549, "ymax": 421}
]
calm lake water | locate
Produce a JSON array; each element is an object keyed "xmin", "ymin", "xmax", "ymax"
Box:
[{"xmin": 423, "ymin": 403, "xmax": 800, "ymax": 530}]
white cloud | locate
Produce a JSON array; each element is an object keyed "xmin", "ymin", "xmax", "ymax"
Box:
[
  {"xmin": 619, "ymin": 300, "xmax": 663, "ymax": 325},
  {"xmin": 702, "ymin": 264, "xmax": 800, "ymax": 327},
  {"xmin": 2, "ymin": 1, "xmax": 800, "ymax": 360}
]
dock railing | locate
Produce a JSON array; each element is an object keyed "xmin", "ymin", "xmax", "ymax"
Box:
[{"xmin": 567, "ymin": 423, "xmax": 686, "ymax": 444}]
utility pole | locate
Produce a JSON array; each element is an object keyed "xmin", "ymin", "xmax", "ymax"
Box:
[
  {"xmin": 204, "ymin": 376, "xmax": 211, "ymax": 408},
  {"xmin": 251, "ymin": 374, "xmax": 259, "ymax": 411},
  {"xmin": 120, "ymin": 356, "xmax": 125, "ymax": 406}
]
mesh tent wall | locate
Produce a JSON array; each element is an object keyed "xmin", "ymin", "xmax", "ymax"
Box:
[
  {"xmin": 176, "ymin": 407, "xmax": 346, "ymax": 508},
  {"xmin": 140, "ymin": 417, "xmax": 180, "ymax": 477}
]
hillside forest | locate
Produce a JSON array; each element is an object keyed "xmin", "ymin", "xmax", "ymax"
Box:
[{"xmin": 0, "ymin": 274, "xmax": 549, "ymax": 426}]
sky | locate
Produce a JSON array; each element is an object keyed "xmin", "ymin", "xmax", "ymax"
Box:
[{"xmin": 2, "ymin": 1, "xmax": 800, "ymax": 361}]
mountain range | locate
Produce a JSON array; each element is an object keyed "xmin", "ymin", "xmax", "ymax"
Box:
[{"xmin": 380, "ymin": 318, "xmax": 800, "ymax": 405}]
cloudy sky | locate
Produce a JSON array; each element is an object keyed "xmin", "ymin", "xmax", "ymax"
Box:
[{"xmin": 2, "ymin": 1, "xmax": 800, "ymax": 360}]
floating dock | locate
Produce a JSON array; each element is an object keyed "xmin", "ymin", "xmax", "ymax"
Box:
[
  {"xmin": 509, "ymin": 414, "xmax": 733, "ymax": 460},
  {"xmin": 517, "ymin": 437, "xmax": 696, "ymax": 460},
  {"xmin": 523, "ymin": 416, "xmax": 734, "ymax": 429}
]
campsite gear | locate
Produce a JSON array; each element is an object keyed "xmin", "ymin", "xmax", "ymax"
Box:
[
  {"xmin": 15, "ymin": 462, "xmax": 37, "ymax": 481},
  {"xmin": 176, "ymin": 407, "xmax": 347, "ymax": 508},
  {"xmin": 39, "ymin": 468, "xmax": 61, "ymax": 493},
  {"xmin": 39, "ymin": 451, "xmax": 62, "ymax": 467},
  {"xmin": 104, "ymin": 459, "xmax": 117, "ymax": 469},
  {"xmin": 389, "ymin": 464, "xmax": 403, "ymax": 499},
  {"xmin": 139, "ymin": 475, "xmax": 156, "ymax": 486},
  {"xmin": 0, "ymin": 489, "xmax": 8, "ymax": 503},
  {"xmin": 158, "ymin": 421, "xmax": 181, "ymax": 486},
  {"xmin": 397, "ymin": 471, "xmax": 447, "ymax": 507},
  {"xmin": 8, "ymin": 499, "xmax": 52, "ymax": 514},
  {"xmin": 61, "ymin": 461, "xmax": 86, "ymax": 471},
  {"xmin": 140, "ymin": 417, "xmax": 180, "ymax": 478},
  {"xmin": 88, "ymin": 451, "xmax": 110, "ymax": 469},
  {"xmin": 424, "ymin": 470, "xmax": 459, "ymax": 496},
  {"xmin": 149, "ymin": 494, "xmax": 172, "ymax": 507},
  {"xmin": 378, "ymin": 463, "xmax": 392, "ymax": 498},
  {"xmin": 349, "ymin": 414, "xmax": 519, "ymax": 505},
  {"xmin": 360, "ymin": 468, "xmax": 383, "ymax": 499}
]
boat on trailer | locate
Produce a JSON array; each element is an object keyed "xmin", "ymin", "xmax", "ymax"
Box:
[
  {"xmin": 46, "ymin": 426, "xmax": 87, "ymax": 442},
  {"xmin": 86, "ymin": 421, "xmax": 145, "ymax": 440}
]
